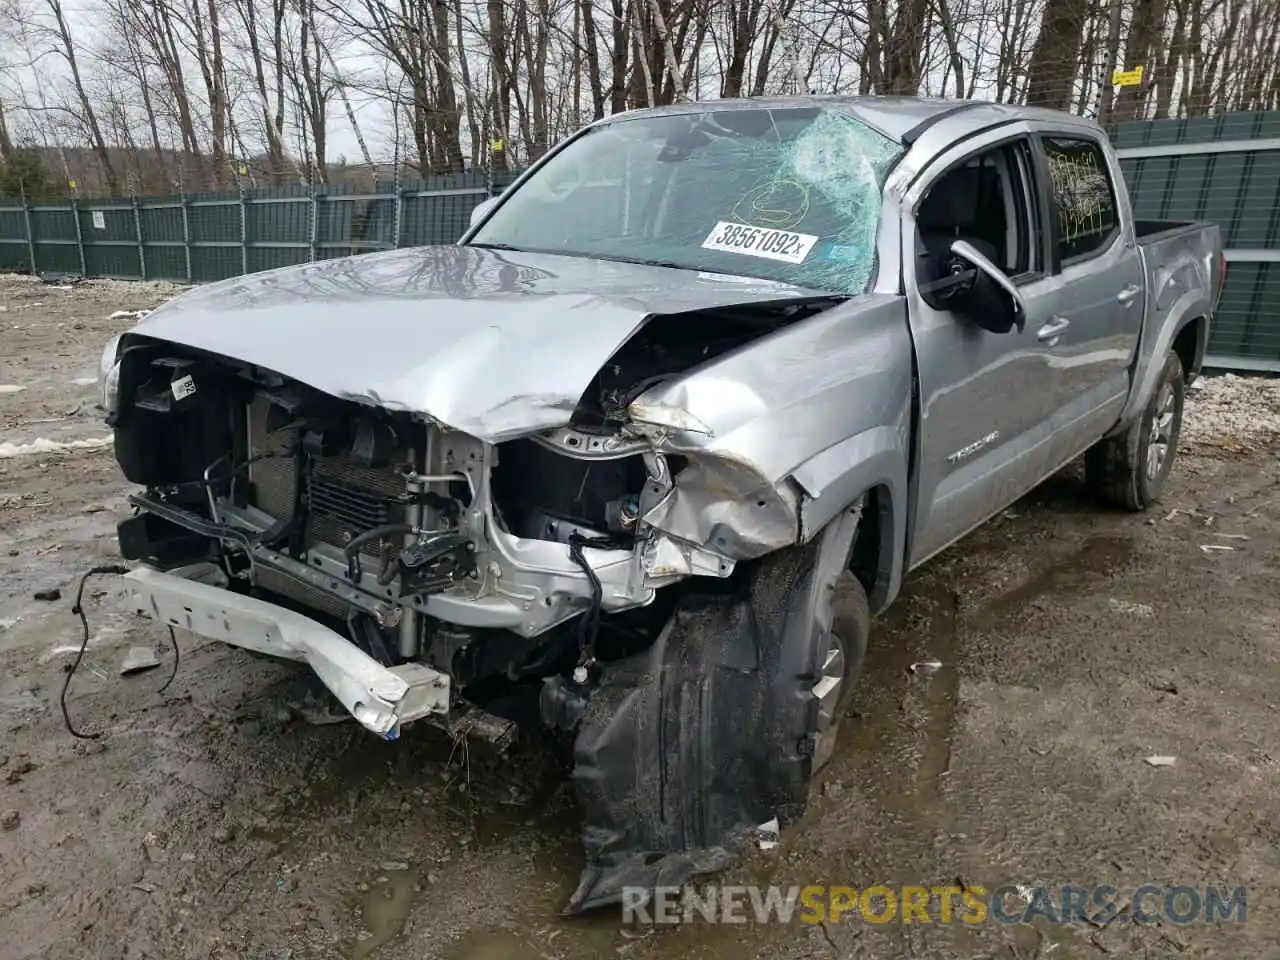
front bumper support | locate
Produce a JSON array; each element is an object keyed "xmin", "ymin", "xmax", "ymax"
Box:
[{"xmin": 124, "ymin": 565, "xmax": 451, "ymax": 738}]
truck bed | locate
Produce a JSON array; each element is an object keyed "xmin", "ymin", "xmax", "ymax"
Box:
[
  {"xmin": 1130, "ymin": 219, "xmax": 1222, "ymax": 393},
  {"xmin": 1134, "ymin": 219, "xmax": 1219, "ymax": 245}
]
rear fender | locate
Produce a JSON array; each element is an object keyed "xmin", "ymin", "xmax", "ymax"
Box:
[{"xmin": 1111, "ymin": 292, "xmax": 1210, "ymax": 435}]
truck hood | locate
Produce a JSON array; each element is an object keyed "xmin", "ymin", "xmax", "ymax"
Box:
[{"xmin": 131, "ymin": 244, "xmax": 829, "ymax": 442}]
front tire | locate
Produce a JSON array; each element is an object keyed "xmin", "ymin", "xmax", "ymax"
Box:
[
  {"xmin": 813, "ymin": 572, "xmax": 871, "ymax": 773},
  {"xmin": 1085, "ymin": 349, "xmax": 1185, "ymax": 511}
]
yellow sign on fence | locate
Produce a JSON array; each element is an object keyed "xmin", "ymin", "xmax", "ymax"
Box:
[{"xmin": 1112, "ymin": 66, "xmax": 1144, "ymax": 87}]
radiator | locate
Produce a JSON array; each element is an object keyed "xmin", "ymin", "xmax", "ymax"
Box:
[{"xmin": 244, "ymin": 394, "xmax": 411, "ymax": 615}]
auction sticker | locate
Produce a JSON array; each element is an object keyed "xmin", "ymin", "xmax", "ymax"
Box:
[{"xmin": 700, "ymin": 221, "xmax": 819, "ymax": 265}]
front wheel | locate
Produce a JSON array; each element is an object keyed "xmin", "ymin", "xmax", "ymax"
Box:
[
  {"xmin": 813, "ymin": 572, "xmax": 870, "ymax": 772},
  {"xmin": 1085, "ymin": 349, "xmax": 1185, "ymax": 511}
]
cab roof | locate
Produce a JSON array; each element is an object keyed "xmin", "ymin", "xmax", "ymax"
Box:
[{"xmin": 599, "ymin": 96, "xmax": 1104, "ymax": 145}]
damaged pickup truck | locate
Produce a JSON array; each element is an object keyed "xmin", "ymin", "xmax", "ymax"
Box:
[{"xmin": 97, "ymin": 97, "xmax": 1224, "ymax": 912}]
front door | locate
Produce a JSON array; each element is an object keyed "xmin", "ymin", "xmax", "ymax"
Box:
[{"xmin": 903, "ymin": 131, "xmax": 1066, "ymax": 568}]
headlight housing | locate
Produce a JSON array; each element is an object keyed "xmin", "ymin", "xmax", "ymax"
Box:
[{"xmin": 98, "ymin": 334, "xmax": 123, "ymax": 413}]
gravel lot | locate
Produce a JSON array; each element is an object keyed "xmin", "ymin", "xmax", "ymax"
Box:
[{"xmin": 2, "ymin": 274, "xmax": 1279, "ymax": 960}]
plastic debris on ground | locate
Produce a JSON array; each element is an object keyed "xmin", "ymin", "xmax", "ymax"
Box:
[
  {"xmin": 1144, "ymin": 755, "xmax": 1177, "ymax": 767},
  {"xmin": 910, "ymin": 658, "xmax": 944, "ymax": 676},
  {"xmin": 756, "ymin": 817, "xmax": 780, "ymax": 851},
  {"xmin": 1108, "ymin": 598, "xmax": 1155, "ymax": 618},
  {"xmin": 120, "ymin": 646, "xmax": 163, "ymax": 676}
]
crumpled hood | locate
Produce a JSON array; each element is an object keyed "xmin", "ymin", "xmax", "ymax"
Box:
[{"xmin": 130, "ymin": 244, "xmax": 825, "ymax": 442}]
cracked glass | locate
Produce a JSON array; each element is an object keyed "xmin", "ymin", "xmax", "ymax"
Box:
[{"xmin": 468, "ymin": 106, "xmax": 904, "ymax": 294}]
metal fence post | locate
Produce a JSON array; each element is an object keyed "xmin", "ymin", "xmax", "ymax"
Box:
[
  {"xmin": 239, "ymin": 185, "xmax": 249, "ymax": 276},
  {"xmin": 132, "ymin": 194, "xmax": 147, "ymax": 280},
  {"xmin": 392, "ymin": 162, "xmax": 403, "ymax": 249},
  {"xmin": 309, "ymin": 191, "xmax": 319, "ymax": 262},
  {"xmin": 70, "ymin": 195, "xmax": 87, "ymax": 277},
  {"xmin": 180, "ymin": 192, "xmax": 193, "ymax": 282},
  {"xmin": 21, "ymin": 187, "xmax": 37, "ymax": 276}
]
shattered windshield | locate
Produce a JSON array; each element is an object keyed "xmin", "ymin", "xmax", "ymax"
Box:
[{"xmin": 468, "ymin": 107, "xmax": 903, "ymax": 294}]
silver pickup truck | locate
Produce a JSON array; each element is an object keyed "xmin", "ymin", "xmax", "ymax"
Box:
[{"xmin": 96, "ymin": 97, "xmax": 1223, "ymax": 912}]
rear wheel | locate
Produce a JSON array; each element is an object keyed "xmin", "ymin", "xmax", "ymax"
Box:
[
  {"xmin": 813, "ymin": 572, "xmax": 870, "ymax": 773},
  {"xmin": 1085, "ymin": 350, "xmax": 1185, "ymax": 511}
]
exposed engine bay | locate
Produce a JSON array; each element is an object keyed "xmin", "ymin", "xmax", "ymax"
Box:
[{"xmin": 102, "ymin": 290, "xmax": 873, "ymax": 915}]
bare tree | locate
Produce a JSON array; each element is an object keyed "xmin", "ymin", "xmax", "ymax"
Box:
[
  {"xmin": 229, "ymin": 0, "xmax": 294, "ymax": 180},
  {"xmin": 1, "ymin": 0, "xmax": 1278, "ymax": 196},
  {"xmin": 1026, "ymin": 0, "xmax": 1090, "ymax": 109},
  {"xmin": 38, "ymin": 0, "xmax": 120, "ymax": 193}
]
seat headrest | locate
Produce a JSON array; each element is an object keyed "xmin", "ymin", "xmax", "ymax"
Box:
[{"xmin": 918, "ymin": 166, "xmax": 983, "ymax": 232}]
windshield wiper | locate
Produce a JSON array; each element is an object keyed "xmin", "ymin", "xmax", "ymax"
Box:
[
  {"xmin": 467, "ymin": 241, "xmax": 524, "ymax": 251},
  {"xmin": 593, "ymin": 254, "xmax": 691, "ymax": 270}
]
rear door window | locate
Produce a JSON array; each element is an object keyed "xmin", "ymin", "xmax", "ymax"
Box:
[{"xmin": 1041, "ymin": 136, "xmax": 1120, "ymax": 264}]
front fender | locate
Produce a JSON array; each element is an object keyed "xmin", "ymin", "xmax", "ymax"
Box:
[
  {"xmin": 791, "ymin": 427, "xmax": 909, "ymax": 610},
  {"xmin": 629, "ymin": 294, "xmax": 913, "ymax": 484},
  {"xmin": 628, "ymin": 295, "xmax": 913, "ymax": 575}
]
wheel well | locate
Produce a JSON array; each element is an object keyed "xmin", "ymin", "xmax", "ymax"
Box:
[
  {"xmin": 848, "ymin": 485, "xmax": 887, "ymax": 599},
  {"xmin": 1172, "ymin": 318, "xmax": 1204, "ymax": 382}
]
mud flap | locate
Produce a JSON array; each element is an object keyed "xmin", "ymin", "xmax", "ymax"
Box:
[{"xmin": 565, "ymin": 524, "xmax": 850, "ymax": 915}]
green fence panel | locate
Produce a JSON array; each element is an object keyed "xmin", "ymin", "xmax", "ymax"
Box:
[
  {"xmin": 246, "ymin": 196, "xmax": 310, "ymax": 249},
  {"xmin": 78, "ymin": 204, "xmax": 141, "ymax": 278},
  {"xmin": 192, "ymin": 246, "xmax": 242, "ymax": 283},
  {"xmin": 1111, "ymin": 111, "xmax": 1280, "ymax": 367},
  {"xmin": 246, "ymin": 246, "xmax": 309, "ymax": 275},
  {"xmin": 134, "ymin": 200, "xmax": 189, "ymax": 280},
  {"xmin": 1211, "ymin": 263, "xmax": 1280, "ymax": 361},
  {"xmin": 1232, "ymin": 152, "xmax": 1280, "ymax": 250},
  {"xmin": 1198, "ymin": 154, "xmax": 1253, "ymax": 246},
  {"xmin": 315, "ymin": 194, "xmax": 397, "ymax": 255},
  {"xmin": 0, "ymin": 206, "xmax": 29, "ymax": 272},
  {"xmin": 27, "ymin": 205, "xmax": 80, "ymax": 275},
  {"xmin": 187, "ymin": 199, "xmax": 242, "ymax": 244}
]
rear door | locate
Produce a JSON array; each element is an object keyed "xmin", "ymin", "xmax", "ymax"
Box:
[{"xmin": 1028, "ymin": 130, "xmax": 1146, "ymax": 459}]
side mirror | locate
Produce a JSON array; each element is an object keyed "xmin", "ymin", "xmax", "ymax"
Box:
[
  {"xmin": 949, "ymin": 240, "xmax": 1026, "ymax": 333},
  {"xmin": 469, "ymin": 196, "xmax": 501, "ymax": 229}
]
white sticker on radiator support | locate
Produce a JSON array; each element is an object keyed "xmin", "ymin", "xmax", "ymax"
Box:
[
  {"xmin": 700, "ymin": 221, "xmax": 820, "ymax": 264},
  {"xmin": 171, "ymin": 375, "xmax": 197, "ymax": 401}
]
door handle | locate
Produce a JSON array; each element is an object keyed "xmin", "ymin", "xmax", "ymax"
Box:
[
  {"xmin": 1036, "ymin": 316, "xmax": 1071, "ymax": 341},
  {"xmin": 1116, "ymin": 284, "xmax": 1141, "ymax": 305}
]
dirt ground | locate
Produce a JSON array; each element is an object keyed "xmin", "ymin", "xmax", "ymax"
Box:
[{"xmin": 2, "ymin": 274, "xmax": 1279, "ymax": 960}]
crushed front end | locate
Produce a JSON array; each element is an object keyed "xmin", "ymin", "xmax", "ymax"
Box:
[{"xmin": 100, "ymin": 332, "xmax": 751, "ymax": 741}]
